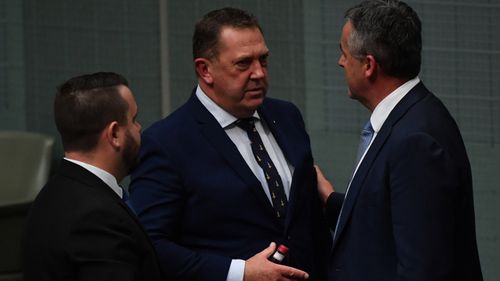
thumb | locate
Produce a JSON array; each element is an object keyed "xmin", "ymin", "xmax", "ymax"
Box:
[{"xmin": 262, "ymin": 242, "xmax": 277, "ymax": 258}]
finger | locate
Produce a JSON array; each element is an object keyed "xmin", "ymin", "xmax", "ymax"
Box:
[
  {"xmin": 279, "ymin": 265, "xmax": 309, "ymax": 280},
  {"xmin": 314, "ymin": 165, "xmax": 327, "ymax": 180}
]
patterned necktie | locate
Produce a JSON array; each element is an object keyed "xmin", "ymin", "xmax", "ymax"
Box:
[
  {"xmin": 237, "ymin": 118, "xmax": 288, "ymax": 221},
  {"xmin": 354, "ymin": 121, "xmax": 374, "ymax": 167}
]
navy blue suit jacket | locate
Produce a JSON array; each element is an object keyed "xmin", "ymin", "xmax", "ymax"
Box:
[
  {"xmin": 325, "ymin": 82, "xmax": 483, "ymax": 281},
  {"xmin": 130, "ymin": 93, "xmax": 330, "ymax": 281}
]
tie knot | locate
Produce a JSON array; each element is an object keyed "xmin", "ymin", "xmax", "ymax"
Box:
[
  {"xmin": 236, "ymin": 118, "xmax": 256, "ymax": 133},
  {"xmin": 354, "ymin": 120, "xmax": 374, "ymax": 167},
  {"xmin": 361, "ymin": 121, "xmax": 374, "ymax": 135}
]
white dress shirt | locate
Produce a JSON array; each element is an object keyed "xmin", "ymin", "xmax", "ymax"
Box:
[
  {"xmin": 352, "ymin": 76, "xmax": 421, "ymax": 178},
  {"xmin": 195, "ymin": 85, "xmax": 294, "ymax": 281},
  {"xmin": 64, "ymin": 157, "xmax": 123, "ymax": 199}
]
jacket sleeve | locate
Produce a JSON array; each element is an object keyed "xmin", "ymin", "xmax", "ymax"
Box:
[
  {"xmin": 324, "ymin": 192, "xmax": 344, "ymax": 230},
  {"xmin": 129, "ymin": 132, "xmax": 231, "ymax": 281},
  {"xmin": 389, "ymin": 132, "xmax": 460, "ymax": 281}
]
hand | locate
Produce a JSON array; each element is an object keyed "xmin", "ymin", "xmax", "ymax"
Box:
[
  {"xmin": 244, "ymin": 242, "xmax": 309, "ymax": 281},
  {"xmin": 314, "ymin": 165, "xmax": 335, "ymax": 206}
]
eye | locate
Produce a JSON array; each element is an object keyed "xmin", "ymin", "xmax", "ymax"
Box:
[
  {"xmin": 236, "ymin": 59, "xmax": 252, "ymax": 69},
  {"xmin": 259, "ymin": 54, "xmax": 269, "ymax": 67}
]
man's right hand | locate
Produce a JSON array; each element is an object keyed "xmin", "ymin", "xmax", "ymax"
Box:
[{"xmin": 244, "ymin": 242, "xmax": 309, "ymax": 281}]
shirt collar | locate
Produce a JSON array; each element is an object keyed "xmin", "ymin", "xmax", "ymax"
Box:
[
  {"xmin": 370, "ymin": 77, "xmax": 420, "ymax": 133},
  {"xmin": 64, "ymin": 157, "xmax": 123, "ymax": 198},
  {"xmin": 195, "ymin": 85, "xmax": 260, "ymax": 128}
]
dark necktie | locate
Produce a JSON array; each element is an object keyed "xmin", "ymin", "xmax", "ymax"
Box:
[
  {"xmin": 120, "ymin": 185, "xmax": 129, "ymax": 202},
  {"xmin": 237, "ymin": 118, "xmax": 288, "ymax": 221},
  {"xmin": 120, "ymin": 185, "xmax": 137, "ymax": 214}
]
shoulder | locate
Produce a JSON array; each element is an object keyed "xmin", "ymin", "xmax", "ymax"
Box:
[
  {"xmin": 261, "ymin": 97, "xmax": 303, "ymax": 121},
  {"xmin": 36, "ymin": 175, "xmax": 119, "ymax": 215},
  {"xmin": 146, "ymin": 99, "xmax": 193, "ymax": 131},
  {"xmin": 262, "ymin": 97, "xmax": 299, "ymax": 111},
  {"xmin": 141, "ymin": 98, "xmax": 198, "ymax": 143}
]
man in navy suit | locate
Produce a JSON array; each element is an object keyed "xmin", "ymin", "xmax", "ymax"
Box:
[
  {"xmin": 316, "ymin": 1, "xmax": 483, "ymax": 280},
  {"xmin": 129, "ymin": 7, "xmax": 329, "ymax": 281}
]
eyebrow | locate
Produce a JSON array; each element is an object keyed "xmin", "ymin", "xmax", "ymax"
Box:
[{"xmin": 234, "ymin": 50, "xmax": 269, "ymax": 61}]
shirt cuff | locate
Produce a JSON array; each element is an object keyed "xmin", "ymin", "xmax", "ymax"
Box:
[{"xmin": 226, "ymin": 259, "xmax": 245, "ymax": 281}]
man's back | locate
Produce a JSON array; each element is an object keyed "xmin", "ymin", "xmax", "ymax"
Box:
[
  {"xmin": 328, "ymin": 85, "xmax": 482, "ymax": 281},
  {"xmin": 23, "ymin": 160, "xmax": 163, "ymax": 281}
]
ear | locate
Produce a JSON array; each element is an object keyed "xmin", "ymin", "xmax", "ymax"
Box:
[
  {"xmin": 364, "ymin": 55, "xmax": 377, "ymax": 79},
  {"xmin": 194, "ymin": 58, "xmax": 214, "ymax": 85},
  {"xmin": 104, "ymin": 121, "xmax": 122, "ymax": 150}
]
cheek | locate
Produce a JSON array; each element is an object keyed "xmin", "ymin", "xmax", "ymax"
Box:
[
  {"xmin": 136, "ymin": 131, "xmax": 141, "ymax": 145},
  {"xmin": 130, "ymin": 129, "xmax": 141, "ymax": 146}
]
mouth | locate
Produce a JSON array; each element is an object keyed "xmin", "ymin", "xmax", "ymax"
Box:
[{"xmin": 246, "ymin": 88, "xmax": 264, "ymax": 95}]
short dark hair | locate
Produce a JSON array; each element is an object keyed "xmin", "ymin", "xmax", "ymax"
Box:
[
  {"xmin": 192, "ymin": 7, "xmax": 262, "ymax": 60},
  {"xmin": 54, "ymin": 72, "xmax": 129, "ymax": 152},
  {"xmin": 345, "ymin": 0, "xmax": 422, "ymax": 79}
]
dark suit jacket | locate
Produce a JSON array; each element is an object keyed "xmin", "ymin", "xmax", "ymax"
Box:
[
  {"xmin": 129, "ymin": 93, "xmax": 330, "ymax": 281},
  {"xmin": 23, "ymin": 160, "xmax": 164, "ymax": 281},
  {"xmin": 325, "ymin": 82, "xmax": 483, "ymax": 281}
]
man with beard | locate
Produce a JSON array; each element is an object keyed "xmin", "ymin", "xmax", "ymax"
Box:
[{"xmin": 23, "ymin": 72, "xmax": 164, "ymax": 281}]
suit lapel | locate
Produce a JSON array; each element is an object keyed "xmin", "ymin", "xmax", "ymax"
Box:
[
  {"xmin": 333, "ymin": 83, "xmax": 429, "ymax": 246},
  {"xmin": 187, "ymin": 94, "xmax": 277, "ymax": 217}
]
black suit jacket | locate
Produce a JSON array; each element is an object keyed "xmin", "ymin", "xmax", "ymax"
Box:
[
  {"xmin": 23, "ymin": 160, "xmax": 164, "ymax": 281},
  {"xmin": 325, "ymin": 82, "xmax": 483, "ymax": 281},
  {"xmin": 129, "ymin": 94, "xmax": 330, "ymax": 281}
]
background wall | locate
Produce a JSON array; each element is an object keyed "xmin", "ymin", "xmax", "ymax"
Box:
[
  {"xmin": 0, "ymin": 0, "xmax": 498, "ymax": 279},
  {"xmin": 0, "ymin": 0, "xmax": 162, "ymax": 161}
]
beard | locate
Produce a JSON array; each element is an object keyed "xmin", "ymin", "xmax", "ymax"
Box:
[{"xmin": 122, "ymin": 130, "xmax": 140, "ymax": 175}]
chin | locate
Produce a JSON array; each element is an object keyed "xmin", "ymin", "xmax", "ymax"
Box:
[
  {"xmin": 250, "ymin": 100, "xmax": 264, "ymax": 111},
  {"xmin": 347, "ymin": 90, "xmax": 358, "ymax": 100}
]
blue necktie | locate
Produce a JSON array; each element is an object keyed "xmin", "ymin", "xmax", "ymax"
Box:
[
  {"xmin": 237, "ymin": 118, "xmax": 288, "ymax": 221},
  {"xmin": 333, "ymin": 120, "xmax": 374, "ymax": 243},
  {"xmin": 354, "ymin": 121, "xmax": 374, "ymax": 167}
]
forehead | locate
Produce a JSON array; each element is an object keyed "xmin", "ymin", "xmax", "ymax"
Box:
[
  {"xmin": 117, "ymin": 85, "xmax": 137, "ymax": 113},
  {"xmin": 340, "ymin": 21, "xmax": 352, "ymax": 47},
  {"xmin": 217, "ymin": 26, "xmax": 268, "ymax": 56}
]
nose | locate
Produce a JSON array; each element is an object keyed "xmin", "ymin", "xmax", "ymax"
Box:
[
  {"xmin": 250, "ymin": 60, "xmax": 266, "ymax": 79},
  {"xmin": 338, "ymin": 55, "xmax": 345, "ymax": 68}
]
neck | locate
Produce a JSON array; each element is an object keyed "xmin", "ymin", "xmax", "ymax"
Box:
[
  {"xmin": 365, "ymin": 76, "xmax": 409, "ymax": 111},
  {"xmin": 198, "ymin": 82, "xmax": 256, "ymax": 119}
]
